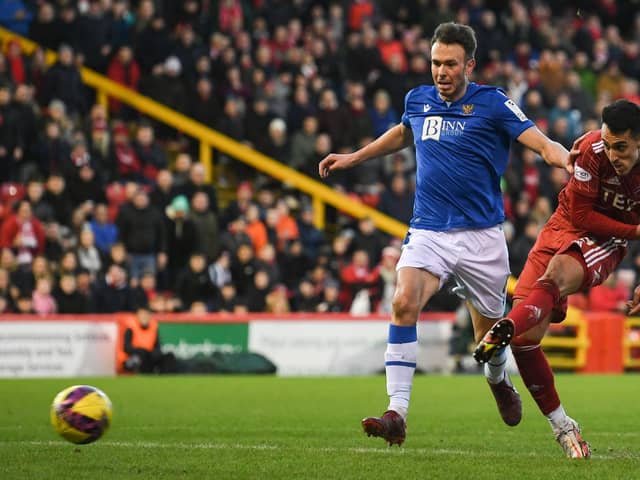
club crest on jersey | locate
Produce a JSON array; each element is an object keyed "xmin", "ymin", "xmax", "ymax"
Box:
[
  {"xmin": 574, "ymin": 165, "xmax": 592, "ymax": 182},
  {"xmin": 462, "ymin": 104, "xmax": 474, "ymax": 115}
]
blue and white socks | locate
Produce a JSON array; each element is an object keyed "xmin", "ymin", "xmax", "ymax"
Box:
[
  {"xmin": 385, "ymin": 324, "xmax": 417, "ymax": 419},
  {"xmin": 484, "ymin": 347, "xmax": 507, "ymax": 384}
]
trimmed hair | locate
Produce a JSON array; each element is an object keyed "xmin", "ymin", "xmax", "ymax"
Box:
[
  {"xmin": 431, "ymin": 22, "xmax": 477, "ymax": 60},
  {"xmin": 602, "ymin": 99, "xmax": 640, "ymax": 136}
]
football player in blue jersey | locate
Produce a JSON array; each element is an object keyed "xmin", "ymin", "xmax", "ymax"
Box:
[{"xmin": 319, "ymin": 22, "xmax": 572, "ymax": 446}]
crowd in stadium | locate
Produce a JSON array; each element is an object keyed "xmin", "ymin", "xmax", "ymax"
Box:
[{"xmin": 0, "ymin": 0, "xmax": 639, "ymax": 315}]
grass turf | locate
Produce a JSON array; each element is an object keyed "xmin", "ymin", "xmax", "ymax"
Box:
[{"xmin": 0, "ymin": 374, "xmax": 638, "ymax": 479}]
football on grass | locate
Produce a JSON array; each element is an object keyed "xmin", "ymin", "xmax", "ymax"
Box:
[{"xmin": 50, "ymin": 385, "xmax": 112, "ymax": 444}]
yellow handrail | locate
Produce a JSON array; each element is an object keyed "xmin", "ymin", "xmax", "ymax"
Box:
[
  {"xmin": 0, "ymin": 27, "xmax": 407, "ymax": 238},
  {"xmin": 623, "ymin": 317, "xmax": 640, "ymax": 368}
]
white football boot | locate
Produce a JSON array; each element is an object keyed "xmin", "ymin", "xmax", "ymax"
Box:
[{"xmin": 555, "ymin": 417, "xmax": 591, "ymax": 459}]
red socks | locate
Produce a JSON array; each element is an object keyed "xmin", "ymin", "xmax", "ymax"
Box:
[
  {"xmin": 512, "ymin": 342, "xmax": 560, "ymax": 415},
  {"xmin": 509, "ymin": 279, "xmax": 560, "ymax": 336}
]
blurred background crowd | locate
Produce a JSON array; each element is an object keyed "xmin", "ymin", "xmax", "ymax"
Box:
[{"xmin": 0, "ymin": 0, "xmax": 638, "ymax": 317}]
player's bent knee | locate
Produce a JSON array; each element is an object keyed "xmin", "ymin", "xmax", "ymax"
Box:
[{"xmin": 391, "ymin": 293, "xmax": 420, "ymax": 324}]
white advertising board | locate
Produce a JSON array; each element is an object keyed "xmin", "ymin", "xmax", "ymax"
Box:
[
  {"xmin": 248, "ymin": 319, "xmax": 452, "ymax": 376},
  {"xmin": 0, "ymin": 321, "xmax": 117, "ymax": 377}
]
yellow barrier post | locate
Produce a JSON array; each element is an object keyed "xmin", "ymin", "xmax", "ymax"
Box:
[{"xmin": 199, "ymin": 142, "xmax": 213, "ymax": 183}]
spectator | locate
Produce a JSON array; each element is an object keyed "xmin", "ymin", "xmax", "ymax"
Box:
[
  {"xmin": 339, "ymin": 249, "xmax": 380, "ymax": 312},
  {"xmin": 53, "ymin": 273, "xmax": 89, "ymax": 313},
  {"xmin": 317, "ymin": 88, "xmax": 350, "ymax": 150},
  {"xmin": 265, "ymin": 283, "xmax": 290, "ymax": 313},
  {"xmin": 230, "ymin": 242, "xmax": 257, "ymax": 297},
  {"xmin": 41, "ymin": 44, "xmax": 85, "ymax": 116},
  {"xmin": 31, "ymin": 275, "xmax": 56, "ymax": 314},
  {"xmin": 188, "ymin": 77, "xmax": 220, "ymax": 129},
  {"xmin": 255, "ymin": 242, "xmax": 280, "ymax": 285},
  {"xmin": 375, "ymin": 245, "xmax": 400, "ymax": 314},
  {"xmin": 67, "ymin": 161, "xmax": 107, "ymax": 209},
  {"xmin": 174, "ymin": 252, "xmax": 218, "ymax": 310},
  {"xmin": 25, "ymin": 179, "xmax": 54, "ymax": 223},
  {"xmin": 92, "ymin": 263, "xmax": 137, "ymax": 313},
  {"xmin": 132, "ymin": 123, "xmax": 168, "ymax": 180},
  {"xmin": 213, "ymin": 281, "xmax": 240, "ymax": 313},
  {"xmin": 106, "ymin": 46, "xmax": 141, "ymax": 119},
  {"xmin": 0, "ymin": 84, "xmax": 20, "ymax": 182},
  {"xmin": 246, "ymin": 268, "xmax": 271, "ymax": 312},
  {"xmin": 351, "ymin": 217, "xmax": 386, "ymax": 266},
  {"xmin": 149, "ymin": 169, "xmax": 176, "ymax": 211},
  {"xmin": 176, "ymin": 162, "xmax": 218, "ymax": 214},
  {"xmin": 290, "ymin": 115, "xmax": 318, "ymax": 172},
  {"xmin": 89, "ymin": 203, "xmax": 118, "ymax": 256},
  {"xmin": 287, "ymin": 87, "xmax": 316, "ymax": 134},
  {"xmin": 220, "ymin": 181, "xmax": 252, "ymax": 230},
  {"xmin": 76, "ymin": 228, "xmax": 102, "ymax": 278},
  {"xmin": 29, "ymin": 3, "xmax": 59, "ymax": 50},
  {"xmin": 378, "ymin": 174, "xmax": 413, "ymax": 224},
  {"xmin": 111, "ymin": 124, "xmax": 144, "ymax": 183},
  {"xmin": 190, "ymin": 190, "xmax": 220, "ymax": 262},
  {"xmin": 35, "ymin": 122, "xmax": 71, "ymax": 179},
  {"xmin": 244, "ymin": 203, "xmax": 267, "ymax": 256},
  {"xmin": 291, "ymin": 278, "xmax": 319, "ymax": 312},
  {"xmin": 115, "ymin": 187, "xmax": 167, "ymax": 283},
  {"xmin": 164, "ymin": 195, "xmax": 197, "ymax": 285},
  {"xmin": 0, "ymin": 200, "xmax": 45, "ymax": 267},
  {"xmin": 42, "ymin": 174, "xmax": 72, "ymax": 227},
  {"xmin": 316, "ymin": 280, "xmax": 342, "ymax": 312},
  {"xmin": 296, "ymin": 205, "xmax": 325, "ymax": 263},
  {"xmin": 263, "ymin": 118, "xmax": 290, "ymax": 164},
  {"xmin": 369, "ymin": 89, "xmax": 399, "ymax": 138}
]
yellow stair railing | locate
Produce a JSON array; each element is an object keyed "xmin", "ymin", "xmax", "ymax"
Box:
[
  {"xmin": 541, "ymin": 307, "xmax": 589, "ymax": 369},
  {"xmin": 0, "ymin": 27, "xmax": 407, "ymax": 238},
  {"xmin": 623, "ymin": 317, "xmax": 640, "ymax": 369}
]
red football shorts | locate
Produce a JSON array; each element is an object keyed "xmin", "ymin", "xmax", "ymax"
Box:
[{"xmin": 514, "ymin": 222, "xmax": 627, "ymax": 323}]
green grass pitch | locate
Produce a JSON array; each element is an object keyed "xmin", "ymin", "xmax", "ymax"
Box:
[{"xmin": 0, "ymin": 374, "xmax": 638, "ymax": 479}]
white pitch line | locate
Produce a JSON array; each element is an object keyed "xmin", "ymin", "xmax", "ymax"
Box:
[{"xmin": 0, "ymin": 440, "xmax": 637, "ymax": 460}]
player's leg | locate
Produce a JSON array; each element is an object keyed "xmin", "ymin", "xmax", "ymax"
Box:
[
  {"xmin": 362, "ymin": 266, "xmax": 440, "ymax": 445},
  {"xmin": 477, "ymin": 237, "xmax": 628, "ymax": 360},
  {"xmin": 474, "ymin": 252, "xmax": 584, "ymax": 363},
  {"xmin": 451, "ymin": 226, "xmax": 520, "ymax": 425},
  {"xmin": 468, "ymin": 303, "xmax": 522, "ymax": 426},
  {"xmin": 512, "ymin": 316, "xmax": 591, "ymax": 459}
]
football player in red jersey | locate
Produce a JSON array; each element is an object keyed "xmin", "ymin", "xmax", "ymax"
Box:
[{"xmin": 475, "ymin": 99, "xmax": 640, "ymax": 459}]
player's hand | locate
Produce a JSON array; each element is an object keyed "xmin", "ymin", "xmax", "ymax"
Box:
[
  {"xmin": 626, "ymin": 284, "xmax": 640, "ymax": 316},
  {"xmin": 318, "ymin": 153, "xmax": 358, "ymax": 178},
  {"xmin": 567, "ymin": 133, "xmax": 588, "ymax": 175}
]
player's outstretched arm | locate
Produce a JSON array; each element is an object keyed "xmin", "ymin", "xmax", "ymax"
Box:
[
  {"xmin": 516, "ymin": 126, "xmax": 572, "ymax": 174},
  {"xmin": 319, "ymin": 124, "xmax": 413, "ymax": 178}
]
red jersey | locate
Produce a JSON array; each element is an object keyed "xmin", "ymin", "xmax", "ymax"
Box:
[{"xmin": 550, "ymin": 130, "xmax": 640, "ymax": 240}]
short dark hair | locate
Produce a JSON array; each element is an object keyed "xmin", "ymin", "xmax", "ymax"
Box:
[
  {"xmin": 431, "ymin": 22, "xmax": 477, "ymax": 60},
  {"xmin": 602, "ymin": 99, "xmax": 640, "ymax": 136}
]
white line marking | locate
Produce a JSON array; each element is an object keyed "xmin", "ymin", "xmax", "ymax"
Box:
[{"xmin": 0, "ymin": 440, "xmax": 637, "ymax": 460}]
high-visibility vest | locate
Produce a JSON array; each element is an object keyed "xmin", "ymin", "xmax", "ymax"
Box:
[{"xmin": 115, "ymin": 313, "xmax": 159, "ymax": 373}]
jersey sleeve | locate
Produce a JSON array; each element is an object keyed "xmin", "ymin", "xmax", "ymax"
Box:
[
  {"xmin": 566, "ymin": 140, "xmax": 601, "ymax": 199},
  {"xmin": 569, "ymin": 189, "xmax": 637, "ymax": 239},
  {"xmin": 491, "ymin": 89, "xmax": 535, "ymax": 139}
]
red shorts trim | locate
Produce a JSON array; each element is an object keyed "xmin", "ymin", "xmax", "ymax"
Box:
[{"xmin": 514, "ymin": 224, "xmax": 626, "ymax": 323}]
